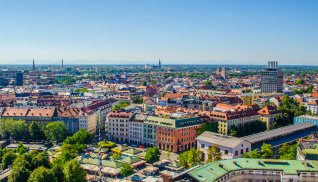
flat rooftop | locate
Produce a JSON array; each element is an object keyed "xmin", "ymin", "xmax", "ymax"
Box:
[{"xmin": 242, "ymin": 122, "xmax": 316, "ymax": 144}]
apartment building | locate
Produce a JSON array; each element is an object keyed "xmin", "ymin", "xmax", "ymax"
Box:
[
  {"xmin": 106, "ymin": 111, "xmax": 133, "ymax": 143},
  {"xmin": 307, "ymin": 100, "xmax": 318, "ymax": 115},
  {"xmin": 257, "ymin": 106, "xmax": 282, "ymax": 129},
  {"xmin": 144, "ymin": 116, "xmax": 203, "ymax": 153},
  {"xmin": 128, "ymin": 114, "xmax": 146, "ymax": 145}
]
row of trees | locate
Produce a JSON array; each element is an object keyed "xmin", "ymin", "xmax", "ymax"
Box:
[
  {"xmin": 243, "ymin": 143, "xmax": 297, "ymax": 160},
  {"xmin": 228, "ymin": 121, "xmax": 267, "ymax": 137},
  {"xmin": 0, "ymin": 119, "xmax": 68, "ymax": 143}
]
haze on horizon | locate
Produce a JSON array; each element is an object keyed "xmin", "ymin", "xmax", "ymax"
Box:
[{"xmin": 0, "ymin": 0, "xmax": 317, "ymax": 65}]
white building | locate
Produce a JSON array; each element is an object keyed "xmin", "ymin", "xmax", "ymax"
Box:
[
  {"xmin": 106, "ymin": 111, "xmax": 133, "ymax": 143},
  {"xmin": 128, "ymin": 114, "xmax": 146, "ymax": 145},
  {"xmin": 307, "ymin": 100, "xmax": 318, "ymax": 115},
  {"xmin": 196, "ymin": 131, "xmax": 251, "ymax": 160}
]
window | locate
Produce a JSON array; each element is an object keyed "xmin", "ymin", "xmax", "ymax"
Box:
[
  {"xmin": 224, "ymin": 150, "xmax": 228, "ymax": 154},
  {"xmin": 235, "ymin": 151, "xmax": 238, "ymax": 156}
]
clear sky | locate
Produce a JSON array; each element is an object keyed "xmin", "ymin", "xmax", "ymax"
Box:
[{"xmin": 0, "ymin": 0, "xmax": 318, "ymax": 65}]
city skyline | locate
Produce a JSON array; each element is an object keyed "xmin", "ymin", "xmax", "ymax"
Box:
[{"xmin": 0, "ymin": 0, "xmax": 318, "ymax": 65}]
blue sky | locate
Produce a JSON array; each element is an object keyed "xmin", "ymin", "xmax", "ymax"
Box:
[{"xmin": 0, "ymin": 0, "xmax": 317, "ymax": 65}]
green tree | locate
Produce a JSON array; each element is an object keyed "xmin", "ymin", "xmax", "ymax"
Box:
[
  {"xmin": 145, "ymin": 147, "xmax": 161, "ymax": 163},
  {"xmin": 112, "ymin": 153, "xmax": 121, "ymax": 160},
  {"xmin": 63, "ymin": 160, "xmax": 86, "ymax": 182},
  {"xmin": 2, "ymin": 150, "xmax": 17, "ymax": 169},
  {"xmin": 43, "ymin": 122, "xmax": 67, "ymax": 143},
  {"xmin": 132, "ymin": 96, "xmax": 143, "ymax": 104},
  {"xmin": 16, "ymin": 143, "xmax": 27, "ymax": 155},
  {"xmin": 242, "ymin": 149, "xmax": 261, "ymax": 158},
  {"xmin": 11, "ymin": 120, "xmax": 29, "ymax": 141},
  {"xmin": 279, "ymin": 144, "xmax": 297, "ymax": 160},
  {"xmin": 120, "ymin": 163, "xmax": 134, "ymax": 176},
  {"xmin": 32, "ymin": 152, "xmax": 50, "ymax": 169},
  {"xmin": 142, "ymin": 81, "xmax": 147, "ymax": 86},
  {"xmin": 8, "ymin": 155, "xmax": 31, "ymax": 182},
  {"xmin": 28, "ymin": 166, "xmax": 57, "ymax": 182},
  {"xmin": 207, "ymin": 145, "xmax": 221, "ymax": 163},
  {"xmin": 295, "ymin": 79, "xmax": 304, "ymax": 85},
  {"xmin": 64, "ymin": 129, "xmax": 92, "ymax": 152},
  {"xmin": 178, "ymin": 148, "xmax": 202, "ymax": 168},
  {"xmin": 203, "ymin": 80, "xmax": 212, "ymax": 86},
  {"xmin": 29, "ymin": 122, "xmax": 46, "ymax": 141},
  {"xmin": 112, "ymin": 101, "xmax": 130, "ymax": 111},
  {"xmin": 98, "ymin": 140, "xmax": 116, "ymax": 148},
  {"xmin": 196, "ymin": 123, "xmax": 218, "ymax": 136},
  {"xmin": 261, "ymin": 143, "xmax": 273, "ymax": 159}
]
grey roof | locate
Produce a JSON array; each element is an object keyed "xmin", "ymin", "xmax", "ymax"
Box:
[
  {"xmin": 242, "ymin": 122, "xmax": 316, "ymax": 143},
  {"xmin": 196, "ymin": 131, "xmax": 246, "ymax": 148}
]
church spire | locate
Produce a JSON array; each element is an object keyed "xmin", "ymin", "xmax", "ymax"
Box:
[
  {"xmin": 32, "ymin": 59, "xmax": 35, "ymax": 71},
  {"xmin": 62, "ymin": 59, "xmax": 64, "ymax": 67},
  {"xmin": 159, "ymin": 58, "xmax": 161, "ymax": 69}
]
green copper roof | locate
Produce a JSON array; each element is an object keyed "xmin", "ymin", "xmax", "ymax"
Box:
[
  {"xmin": 187, "ymin": 158, "xmax": 318, "ymax": 182},
  {"xmin": 144, "ymin": 116, "xmax": 202, "ymax": 128}
]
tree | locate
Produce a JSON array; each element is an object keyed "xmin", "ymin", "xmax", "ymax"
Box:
[
  {"xmin": 98, "ymin": 140, "xmax": 116, "ymax": 149},
  {"xmin": 112, "ymin": 101, "xmax": 130, "ymax": 111},
  {"xmin": 16, "ymin": 143, "xmax": 27, "ymax": 155},
  {"xmin": 29, "ymin": 122, "xmax": 46, "ymax": 141},
  {"xmin": 112, "ymin": 153, "xmax": 121, "ymax": 160},
  {"xmin": 279, "ymin": 143, "xmax": 297, "ymax": 160},
  {"xmin": 11, "ymin": 120, "xmax": 29, "ymax": 141},
  {"xmin": 295, "ymin": 79, "xmax": 304, "ymax": 85},
  {"xmin": 132, "ymin": 96, "xmax": 143, "ymax": 104},
  {"xmin": 178, "ymin": 148, "xmax": 202, "ymax": 168},
  {"xmin": 203, "ymin": 80, "xmax": 212, "ymax": 86},
  {"xmin": 261, "ymin": 143, "xmax": 273, "ymax": 159},
  {"xmin": 142, "ymin": 81, "xmax": 147, "ymax": 86},
  {"xmin": 120, "ymin": 163, "xmax": 134, "ymax": 176},
  {"xmin": 32, "ymin": 152, "xmax": 50, "ymax": 169},
  {"xmin": 8, "ymin": 155, "xmax": 31, "ymax": 182},
  {"xmin": 9, "ymin": 165, "xmax": 30, "ymax": 182},
  {"xmin": 207, "ymin": 145, "xmax": 221, "ymax": 163},
  {"xmin": 64, "ymin": 129, "xmax": 92, "ymax": 152},
  {"xmin": 145, "ymin": 147, "xmax": 161, "ymax": 163},
  {"xmin": 28, "ymin": 166, "xmax": 57, "ymax": 182},
  {"xmin": 43, "ymin": 122, "xmax": 67, "ymax": 143},
  {"xmin": 196, "ymin": 123, "xmax": 218, "ymax": 136},
  {"xmin": 242, "ymin": 149, "xmax": 261, "ymax": 158},
  {"xmin": 63, "ymin": 160, "xmax": 86, "ymax": 182},
  {"xmin": 2, "ymin": 150, "xmax": 17, "ymax": 169}
]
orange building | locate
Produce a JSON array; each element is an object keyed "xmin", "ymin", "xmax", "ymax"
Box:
[{"xmin": 144, "ymin": 116, "xmax": 203, "ymax": 153}]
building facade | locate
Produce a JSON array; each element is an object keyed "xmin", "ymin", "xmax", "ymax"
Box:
[
  {"xmin": 106, "ymin": 111, "xmax": 133, "ymax": 143},
  {"xmin": 261, "ymin": 61, "xmax": 283, "ymax": 93}
]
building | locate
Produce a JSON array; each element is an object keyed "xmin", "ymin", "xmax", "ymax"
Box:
[
  {"xmin": 307, "ymin": 100, "xmax": 318, "ymax": 115},
  {"xmin": 294, "ymin": 115, "xmax": 318, "ymax": 126},
  {"xmin": 257, "ymin": 106, "xmax": 282, "ymax": 129},
  {"xmin": 15, "ymin": 72, "xmax": 23, "ymax": 86},
  {"xmin": 196, "ymin": 131, "xmax": 251, "ymax": 160},
  {"xmin": 297, "ymin": 140, "xmax": 318, "ymax": 160},
  {"xmin": 144, "ymin": 116, "xmax": 203, "ymax": 153},
  {"xmin": 176, "ymin": 158, "xmax": 318, "ymax": 182},
  {"xmin": 214, "ymin": 109, "xmax": 259, "ymax": 135},
  {"xmin": 143, "ymin": 118, "xmax": 157, "ymax": 147},
  {"xmin": 128, "ymin": 114, "xmax": 146, "ymax": 145},
  {"xmin": 261, "ymin": 61, "xmax": 283, "ymax": 93},
  {"xmin": 106, "ymin": 111, "xmax": 133, "ymax": 143}
]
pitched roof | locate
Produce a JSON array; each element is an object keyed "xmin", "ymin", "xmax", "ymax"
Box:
[{"xmin": 196, "ymin": 131, "xmax": 247, "ymax": 148}]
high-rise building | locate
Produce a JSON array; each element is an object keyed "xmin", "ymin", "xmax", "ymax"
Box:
[
  {"xmin": 158, "ymin": 59, "xmax": 161, "ymax": 69},
  {"xmin": 261, "ymin": 61, "xmax": 283, "ymax": 93},
  {"xmin": 15, "ymin": 72, "xmax": 23, "ymax": 86}
]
